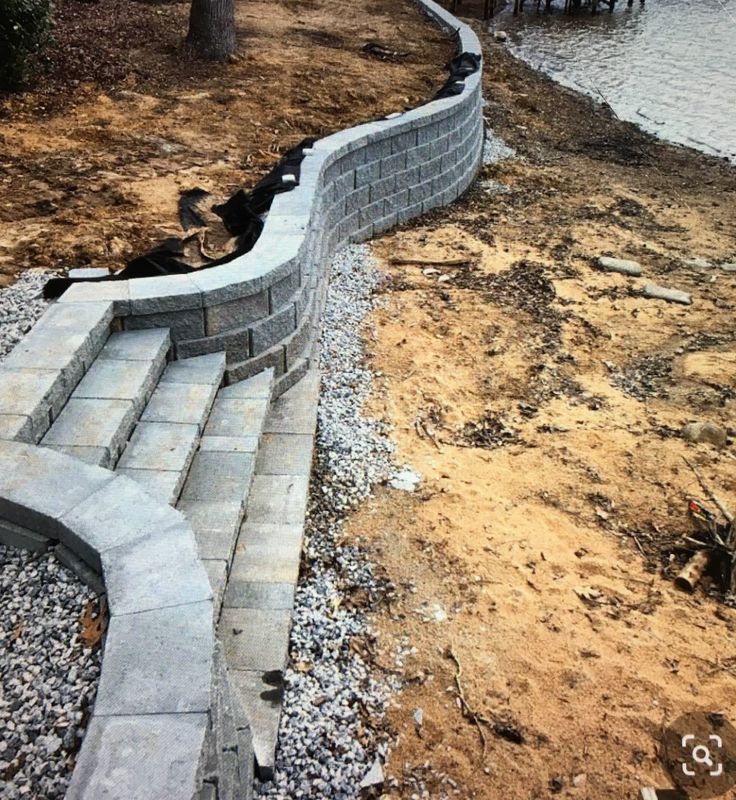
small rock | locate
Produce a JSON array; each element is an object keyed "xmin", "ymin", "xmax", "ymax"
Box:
[
  {"xmin": 682, "ymin": 257, "xmax": 712, "ymax": 270},
  {"xmin": 719, "ymin": 261, "xmax": 736, "ymax": 273},
  {"xmin": 359, "ymin": 757, "xmax": 384, "ymax": 789},
  {"xmin": 598, "ymin": 256, "xmax": 642, "ymax": 276},
  {"xmin": 572, "ymin": 773, "xmax": 587, "ymax": 787},
  {"xmin": 643, "ymin": 284, "xmax": 692, "ymax": 305},
  {"xmin": 682, "ymin": 421, "xmax": 727, "ymax": 448},
  {"xmin": 494, "ymin": 30, "xmax": 508, "ymax": 42},
  {"xmin": 413, "ymin": 708, "xmax": 424, "ymax": 727},
  {"xmin": 389, "ymin": 466, "xmax": 421, "ymax": 492}
]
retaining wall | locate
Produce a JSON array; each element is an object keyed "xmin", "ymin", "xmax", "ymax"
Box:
[{"xmin": 0, "ymin": 0, "xmax": 484, "ymax": 796}]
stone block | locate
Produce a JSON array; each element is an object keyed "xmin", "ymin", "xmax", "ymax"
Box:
[
  {"xmin": 250, "ymin": 305, "xmax": 296, "ymax": 356},
  {"xmin": 176, "ymin": 325, "xmax": 250, "ymax": 361},
  {"xmin": 354, "ymin": 160, "xmax": 381, "ymax": 188},
  {"xmin": 97, "ymin": 329, "xmax": 171, "ymax": 362},
  {"xmin": 198, "ymin": 435, "xmax": 259, "ymax": 453},
  {"xmin": 160, "ymin": 352, "xmax": 225, "ymax": 385},
  {"xmin": 380, "ymin": 150, "xmax": 407, "ymax": 178},
  {"xmin": 384, "ymin": 189, "xmax": 409, "ymax": 215},
  {"xmin": 406, "ymin": 140, "xmax": 432, "ymax": 168},
  {"xmin": 359, "ymin": 199, "xmax": 384, "ymax": 229},
  {"xmin": 204, "ymin": 290, "xmax": 269, "ymax": 336},
  {"xmin": 180, "ymin": 452, "xmax": 255, "ymax": 504},
  {"xmin": 102, "ymin": 524, "xmax": 212, "ymax": 616},
  {"xmin": 53, "ymin": 544, "xmax": 105, "ymax": 595},
  {"xmin": 128, "ymin": 274, "xmax": 202, "ymax": 314},
  {"xmin": 115, "ymin": 467, "xmax": 184, "ymax": 506},
  {"xmin": 65, "ymin": 713, "xmax": 208, "ymax": 800},
  {"xmin": 42, "ymin": 398, "xmax": 137, "ymax": 463},
  {"xmin": 344, "ymin": 186, "xmax": 371, "ymax": 216},
  {"xmin": 228, "ymin": 523, "xmax": 303, "ymax": 586},
  {"xmin": 0, "ymin": 367, "xmax": 70, "ymax": 440},
  {"xmin": 204, "ymin": 398, "xmax": 270, "ymax": 438},
  {"xmin": 226, "ymin": 346, "xmax": 286, "ymax": 384},
  {"xmin": 0, "ymin": 413, "xmax": 33, "ymax": 442},
  {"xmin": 245, "ymin": 475, "xmax": 309, "ymax": 526},
  {"xmin": 256, "ymin": 433, "xmax": 313, "ymax": 476},
  {"xmin": 228, "ymin": 670, "xmax": 283, "ymax": 779},
  {"xmin": 72, "ymin": 357, "xmax": 162, "ymax": 412},
  {"xmin": 224, "ymin": 581, "xmax": 294, "ymax": 611},
  {"xmin": 269, "ymin": 269, "xmax": 301, "ymax": 311},
  {"xmin": 45, "ymin": 444, "xmax": 110, "ymax": 468},
  {"xmin": 263, "ymin": 368, "xmax": 319, "ymax": 435},
  {"xmin": 369, "ymin": 174, "xmax": 397, "ymax": 203},
  {"xmin": 398, "ymin": 201, "xmax": 424, "ymax": 225},
  {"xmin": 58, "ymin": 281, "xmax": 131, "ymax": 315},
  {"xmin": 220, "ymin": 607, "xmax": 291, "ymax": 672},
  {"xmin": 220, "ymin": 367, "xmax": 274, "ymax": 400},
  {"xmin": 141, "ymin": 382, "xmax": 218, "ymax": 430},
  {"xmin": 202, "ymin": 559, "xmax": 228, "ymax": 615},
  {"xmin": 373, "ymin": 211, "xmax": 398, "ymax": 235},
  {"xmin": 118, "ymin": 421, "xmax": 199, "ymax": 473},
  {"xmin": 124, "ymin": 308, "xmax": 205, "ymax": 343},
  {"xmin": 177, "ymin": 499, "xmax": 244, "ymax": 562},
  {"xmin": 94, "ymin": 600, "xmax": 213, "ymax": 715},
  {"xmin": 0, "ymin": 519, "xmax": 50, "ymax": 553}
]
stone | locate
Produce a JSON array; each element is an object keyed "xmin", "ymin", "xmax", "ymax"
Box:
[
  {"xmin": 0, "ymin": 413, "xmax": 33, "ymax": 442},
  {"xmin": 71, "ymin": 357, "xmax": 162, "ymax": 411},
  {"xmin": 220, "ymin": 607, "xmax": 291, "ymax": 672},
  {"xmin": 180, "ymin": 452, "xmax": 255, "ymax": 504},
  {"xmin": 198, "ymin": 435, "xmax": 259, "ymax": 453},
  {"xmin": 97, "ymin": 329, "xmax": 171, "ymax": 362},
  {"xmin": 643, "ymin": 284, "xmax": 692, "ymax": 305},
  {"xmin": 228, "ymin": 523, "xmax": 303, "ymax": 585},
  {"xmin": 118, "ymin": 422, "xmax": 199, "ymax": 473},
  {"xmin": 224, "ymin": 581, "xmax": 295, "ymax": 611},
  {"xmin": 67, "ymin": 267, "xmax": 110, "ymax": 279},
  {"xmin": 389, "ymin": 466, "xmax": 422, "ymax": 492},
  {"xmin": 682, "ymin": 257, "xmax": 712, "ymax": 269},
  {"xmin": 45, "ymin": 444, "xmax": 110, "ymax": 467},
  {"xmin": 94, "ymin": 601, "xmax": 213, "ymax": 715},
  {"xmin": 140, "ymin": 382, "xmax": 218, "ymax": 429},
  {"xmin": 204, "ymin": 398, "xmax": 270, "ymax": 438},
  {"xmin": 201, "ymin": 559, "xmax": 228, "ymax": 614},
  {"xmin": 360, "ymin": 758, "xmax": 385, "ymax": 789},
  {"xmin": 115, "ymin": 468, "xmax": 184, "ymax": 506},
  {"xmin": 0, "ymin": 367, "xmax": 68, "ymax": 440},
  {"xmin": 494, "ymin": 30, "xmax": 508, "ymax": 42},
  {"xmin": 219, "ymin": 367, "xmax": 274, "ymax": 399},
  {"xmin": 598, "ymin": 256, "xmax": 642, "ymax": 276},
  {"xmin": 262, "ymin": 369, "xmax": 319, "ymax": 435},
  {"xmin": 65, "ymin": 713, "xmax": 207, "ymax": 800},
  {"xmin": 0, "ymin": 520, "xmax": 49, "ymax": 553},
  {"xmin": 246, "ymin": 475, "xmax": 310, "ymax": 525},
  {"xmin": 719, "ymin": 261, "xmax": 736, "ymax": 273},
  {"xmin": 255, "ymin": 433, "xmax": 314, "ymax": 475},
  {"xmin": 53, "ymin": 544, "xmax": 105, "ymax": 595},
  {"xmin": 682, "ymin": 421, "xmax": 727, "ymax": 448},
  {"xmin": 177, "ymin": 499, "xmax": 243, "ymax": 562},
  {"xmin": 159, "ymin": 352, "xmax": 225, "ymax": 385}
]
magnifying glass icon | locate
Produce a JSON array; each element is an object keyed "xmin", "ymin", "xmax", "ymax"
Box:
[{"xmin": 692, "ymin": 745, "xmax": 714, "ymax": 768}]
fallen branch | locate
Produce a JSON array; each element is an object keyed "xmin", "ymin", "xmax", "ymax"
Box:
[
  {"xmin": 446, "ymin": 645, "xmax": 491, "ymax": 756},
  {"xmin": 683, "ymin": 456, "xmax": 734, "ymax": 523},
  {"xmin": 389, "ymin": 257, "xmax": 471, "ymax": 267}
]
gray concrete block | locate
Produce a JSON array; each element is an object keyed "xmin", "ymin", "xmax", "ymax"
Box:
[
  {"xmin": 160, "ymin": 352, "xmax": 225, "ymax": 385},
  {"xmin": 398, "ymin": 201, "xmax": 424, "ymax": 225},
  {"xmin": 0, "ymin": 367, "xmax": 69, "ymax": 440},
  {"xmin": 224, "ymin": 580, "xmax": 294, "ymax": 610},
  {"xmin": 344, "ymin": 185, "xmax": 370, "ymax": 216},
  {"xmin": 256, "ymin": 433, "xmax": 313, "ymax": 476},
  {"xmin": 245, "ymin": 475, "xmax": 309, "ymax": 525},
  {"xmin": 200, "ymin": 782, "xmax": 217, "ymax": 800},
  {"xmin": 406, "ymin": 140, "xmax": 432, "ymax": 168},
  {"xmin": 384, "ymin": 189, "xmax": 409, "ymax": 215},
  {"xmin": 250, "ymin": 305, "xmax": 296, "ymax": 356},
  {"xmin": 220, "ymin": 750, "xmax": 240, "ymax": 800},
  {"xmin": 45, "ymin": 444, "xmax": 111, "ymax": 468},
  {"xmin": 228, "ymin": 669, "xmax": 282, "ymax": 780},
  {"xmin": 178, "ymin": 500, "xmax": 243, "ymax": 562},
  {"xmin": 204, "ymin": 290, "xmax": 269, "ymax": 336},
  {"xmin": 420, "ymin": 156, "xmax": 443, "ymax": 182},
  {"xmin": 269, "ymin": 269, "xmax": 301, "ymax": 311},
  {"xmin": 202, "ymin": 558, "xmax": 228, "ymax": 615},
  {"xmin": 118, "ymin": 422, "xmax": 199, "ymax": 472},
  {"xmin": 115, "ymin": 467, "xmax": 184, "ymax": 506},
  {"xmin": 58, "ymin": 280, "xmax": 131, "ymax": 315},
  {"xmin": 331, "ymin": 171, "xmax": 355, "ymax": 199},
  {"xmin": 198, "ymin": 435, "xmax": 259, "ymax": 453},
  {"xmin": 0, "ymin": 441, "xmax": 115, "ymax": 537},
  {"xmin": 263, "ymin": 368, "xmax": 319, "ymax": 435},
  {"xmin": 95, "ymin": 600, "xmax": 213, "ymax": 715},
  {"xmin": 59, "ymin": 474, "xmax": 187, "ymax": 570},
  {"xmin": 0, "ymin": 413, "xmax": 34, "ymax": 442},
  {"xmin": 124, "ymin": 308, "xmax": 205, "ymax": 342},
  {"xmin": 102, "ymin": 524, "xmax": 212, "ymax": 616},
  {"xmin": 65, "ymin": 713, "xmax": 208, "ymax": 800},
  {"xmin": 359, "ymin": 199, "xmax": 384, "ymax": 229},
  {"xmin": 285, "ymin": 315, "xmax": 313, "ymax": 368},
  {"xmin": 275, "ymin": 357, "xmax": 311, "ymax": 397},
  {"xmin": 53, "ymin": 544, "xmax": 105, "ymax": 595},
  {"xmin": 391, "ymin": 128, "xmax": 418, "ymax": 154},
  {"xmin": 0, "ymin": 519, "xmax": 50, "ymax": 553},
  {"xmin": 228, "ymin": 523, "xmax": 303, "ymax": 586},
  {"xmin": 354, "ymin": 160, "xmax": 381, "ymax": 188},
  {"xmin": 373, "ymin": 211, "xmax": 398, "ymax": 235},
  {"xmin": 67, "ymin": 267, "xmax": 109, "ymax": 279},
  {"xmin": 220, "ymin": 367, "xmax": 274, "ymax": 400},
  {"xmin": 128, "ymin": 274, "xmax": 202, "ymax": 314},
  {"xmin": 380, "ymin": 150, "xmax": 407, "ymax": 178},
  {"xmin": 72, "ymin": 357, "xmax": 162, "ymax": 411},
  {"xmin": 180, "ymin": 452, "xmax": 255, "ymax": 504},
  {"xmin": 220, "ymin": 607, "xmax": 291, "ymax": 672},
  {"xmin": 141, "ymin": 382, "xmax": 218, "ymax": 430},
  {"xmin": 204, "ymin": 398, "xmax": 270, "ymax": 438},
  {"xmin": 42, "ymin": 398, "xmax": 137, "ymax": 463},
  {"xmin": 369, "ymin": 174, "xmax": 397, "ymax": 203},
  {"xmin": 97, "ymin": 329, "xmax": 171, "ymax": 362},
  {"xmin": 226, "ymin": 345, "xmax": 286, "ymax": 384}
]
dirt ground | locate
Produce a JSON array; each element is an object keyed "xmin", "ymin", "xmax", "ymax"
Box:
[
  {"xmin": 0, "ymin": 0, "xmax": 452, "ymax": 285},
  {"xmin": 350, "ymin": 35, "xmax": 736, "ymax": 800}
]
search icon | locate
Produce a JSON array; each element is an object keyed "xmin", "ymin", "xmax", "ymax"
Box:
[{"xmin": 692, "ymin": 745, "xmax": 713, "ymax": 769}]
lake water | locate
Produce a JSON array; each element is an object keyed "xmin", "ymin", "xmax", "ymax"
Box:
[{"xmin": 496, "ymin": 0, "xmax": 736, "ymax": 163}]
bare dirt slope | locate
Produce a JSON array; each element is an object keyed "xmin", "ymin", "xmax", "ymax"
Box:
[
  {"xmin": 350, "ymin": 37, "xmax": 736, "ymax": 799},
  {"xmin": 0, "ymin": 0, "xmax": 453, "ymax": 285}
]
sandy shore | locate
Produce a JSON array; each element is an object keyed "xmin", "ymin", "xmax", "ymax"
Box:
[{"xmin": 350, "ymin": 34, "xmax": 736, "ymax": 799}]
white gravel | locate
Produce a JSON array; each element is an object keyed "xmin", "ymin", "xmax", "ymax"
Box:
[
  {"xmin": 256, "ymin": 245, "xmax": 400, "ymax": 799},
  {"xmin": 483, "ymin": 128, "xmax": 517, "ymax": 165},
  {"xmin": 0, "ymin": 545, "xmax": 101, "ymax": 800},
  {"xmin": 0, "ymin": 270, "xmax": 53, "ymax": 361}
]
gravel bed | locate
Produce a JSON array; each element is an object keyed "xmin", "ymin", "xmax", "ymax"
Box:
[
  {"xmin": 483, "ymin": 128, "xmax": 517, "ymax": 165},
  {"xmin": 0, "ymin": 270, "xmax": 53, "ymax": 361},
  {"xmin": 0, "ymin": 545, "xmax": 101, "ymax": 800},
  {"xmin": 256, "ymin": 244, "xmax": 400, "ymax": 799}
]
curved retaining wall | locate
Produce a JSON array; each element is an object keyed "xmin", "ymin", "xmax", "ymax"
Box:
[
  {"xmin": 0, "ymin": 1, "xmax": 483, "ymax": 797},
  {"xmin": 54, "ymin": 0, "xmax": 484, "ymax": 395}
]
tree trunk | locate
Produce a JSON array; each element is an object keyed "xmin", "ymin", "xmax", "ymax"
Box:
[{"xmin": 186, "ymin": 0, "xmax": 236, "ymax": 61}]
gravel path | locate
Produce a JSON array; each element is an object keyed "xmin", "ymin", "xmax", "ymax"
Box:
[
  {"xmin": 1, "ymin": 272, "xmax": 103, "ymax": 800},
  {"xmin": 256, "ymin": 244, "xmax": 400, "ymax": 799},
  {"xmin": 0, "ymin": 546, "xmax": 101, "ymax": 800}
]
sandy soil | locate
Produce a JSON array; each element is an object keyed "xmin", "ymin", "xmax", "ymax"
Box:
[
  {"xmin": 0, "ymin": 0, "xmax": 453, "ymax": 285},
  {"xmin": 349, "ymin": 35, "xmax": 736, "ymax": 800}
]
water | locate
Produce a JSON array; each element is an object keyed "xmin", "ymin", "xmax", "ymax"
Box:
[{"xmin": 497, "ymin": 0, "xmax": 736, "ymax": 162}]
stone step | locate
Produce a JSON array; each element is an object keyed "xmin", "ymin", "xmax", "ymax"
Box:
[
  {"xmin": 177, "ymin": 367, "xmax": 275, "ymax": 614},
  {"xmin": 219, "ymin": 369, "xmax": 318, "ymax": 779},
  {"xmin": 41, "ymin": 329, "xmax": 171, "ymax": 468},
  {"xmin": 116, "ymin": 353, "xmax": 226, "ymax": 506}
]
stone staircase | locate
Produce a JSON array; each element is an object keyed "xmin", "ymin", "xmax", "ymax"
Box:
[{"xmin": 24, "ymin": 323, "xmax": 310, "ymax": 781}]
